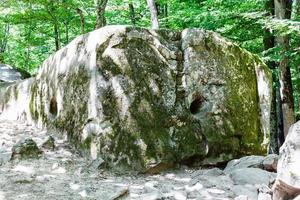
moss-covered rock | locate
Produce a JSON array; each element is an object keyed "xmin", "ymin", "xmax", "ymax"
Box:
[
  {"xmin": 11, "ymin": 138, "xmax": 42, "ymax": 160},
  {"xmin": 0, "ymin": 26, "xmax": 272, "ymax": 170}
]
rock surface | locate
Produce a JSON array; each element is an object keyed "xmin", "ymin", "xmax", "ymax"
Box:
[
  {"xmin": 0, "ymin": 64, "xmax": 30, "ymax": 83},
  {"xmin": 0, "ymin": 26, "xmax": 272, "ymax": 170},
  {"xmin": 273, "ymin": 121, "xmax": 300, "ymax": 200},
  {"xmin": 41, "ymin": 136, "xmax": 55, "ymax": 150},
  {"xmin": 11, "ymin": 138, "xmax": 41, "ymax": 160},
  {"xmin": 0, "ymin": 120, "xmax": 276, "ymax": 200},
  {"xmin": 0, "ymin": 64, "xmax": 31, "ymax": 114}
]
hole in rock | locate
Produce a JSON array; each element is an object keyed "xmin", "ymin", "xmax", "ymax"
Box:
[
  {"xmin": 49, "ymin": 96, "xmax": 58, "ymax": 116},
  {"xmin": 190, "ymin": 94, "xmax": 205, "ymax": 114}
]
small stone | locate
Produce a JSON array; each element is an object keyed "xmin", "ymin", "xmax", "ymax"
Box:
[
  {"xmin": 110, "ymin": 187, "xmax": 129, "ymax": 200},
  {"xmin": 258, "ymin": 193, "xmax": 272, "ymax": 200},
  {"xmin": 136, "ymin": 192, "xmax": 163, "ymax": 200},
  {"xmin": 41, "ymin": 136, "xmax": 55, "ymax": 150},
  {"xmin": 35, "ymin": 174, "xmax": 56, "ymax": 183},
  {"xmin": 0, "ymin": 151, "xmax": 12, "ymax": 165},
  {"xmin": 185, "ymin": 182, "xmax": 203, "ymax": 192},
  {"xmin": 52, "ymin": 167, "xmax": 66, "ymax": 174},
  {"xmin": 262, "ymin": 154, "xmax": 278, "ymax": 172},
  {"xmin": 79, "ymin": 190, "xmax": 87, "ymax": 198},
  {"xmin": 192, "ymin": 168, "xmax": 223, "ymax": 178},
  {"xmin": 234, "ymin": 195, "xmax": 248, "ymax": 200},
  {"xmin": 69, "ymin": 183, "xmax": 80, "ymax": 191},
  {"xmin": 232, "ymin": 185, "xmax": 258, "ymax": 200},
  {"xmin": 88, "ymin": 157, "xmax": 105, "ymax": 169},
  {"xmin": 11, "ymin": 138, "xmax": 42, "ymax": 160}
]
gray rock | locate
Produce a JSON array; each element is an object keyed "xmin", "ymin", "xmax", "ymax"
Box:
[
  {"xmin": 191, "ymin": 174, "xmax": 234, "ymax": 191},
  {"xmin": 0, "ymin": 64, "xmax": 30, "ymax": 83},
  {"xmin": 88, "ymin": 157, "xmax": 105, "ymax": 169},
  {"xmin": 262, "ymin": 154, "xmax": 278, "ymax": 172},
  {"xmin": 11, "ymin": 138, "xmax": 42, "ymax": 160},
  {"xmin": 41, "ymin": 136, "xmax": 55, "ymax": 150},
  {"xmin": 0, "ymin": 26, "xmax": 272, "ymax": 170},
  {"xmin": 232, "ymin": 185, "xmax": 258, "ymax": 200},
  {"xmin": 132, "ymin": 192, "xmax": 163, "ymax": 200},
  {"xmin": 258, "ymin": 185, "xmax": 272, "ymax": 200},
  {"xmin": 0, "ymin": 151, "xmax": 12, "ymax": 165},
  {"xmin": 192, "ymin": 168, "xmax": 223, "ymax": 177},
  {"xmin": 234, "ymin": 195, "xmax": 249, "ymax": 200},
  {"xmin": 258, "ymin": 193, "xmax": 272, "ymax": 200},
  {"xmin": 276, "ymin": 121, "xmax": 300, "ymax": 187},
  {"xmin": 229, "ymin": 168, "xmax": 276, "ymax": 185},
  {"xmin": 224, "ymin": 155, "xmax": 265, "ymax": 173},
  {"xmin": 273, "ymin": 121, "xmax": 300, "ymax": 200}
]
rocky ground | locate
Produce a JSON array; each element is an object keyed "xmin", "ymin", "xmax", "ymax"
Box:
[{"xmin": 0, "ymin": 120, "xmax": 276, "ymax": 200}]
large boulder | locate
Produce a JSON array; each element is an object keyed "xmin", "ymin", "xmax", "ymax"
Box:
[
  {"xmin": 273, "ymin": 121, "xmax": 300, "ymax": 200},
  {"xmin": 0, "ymin": 26, "xmax": 272, "ymax": 170}
]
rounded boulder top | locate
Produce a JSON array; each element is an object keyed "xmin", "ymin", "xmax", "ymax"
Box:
[{"xmin": 0, "ymin": 64, "xmax": 31, "ymax": 83}]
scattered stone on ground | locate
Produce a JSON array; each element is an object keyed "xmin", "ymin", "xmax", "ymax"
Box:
[
  {"xmin": 0, "ymin": 120, "xmax": 279, "ymax": 200},
  {"xmin": 41, "ymin": 136, "xmax": 55, "ymax": 150},
  {"xmin": 11, "ymin": 138, "xmax": 41, "ymax": 160}
]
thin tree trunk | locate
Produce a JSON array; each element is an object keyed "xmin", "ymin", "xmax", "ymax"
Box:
[
  {"xmin": 47, "ymin": 4, "xmax": 60, "ymax": 51},
  {"xmin": 274, "ymin": 0, "xmax": 294, "ymax": 138},
  {"xmin": 276, "ymin": 82, "xmax": 285, "ymax": 146},
  {"xmin": 147, "ymin": 0, "xmax": 159, "ymax": 29},
  {"xmin": 54, "ymin": 22, "xmax": 60, "ymax": 51},
  {"xmin": 269, "ymin": 72, "xmax": 279, "ymax": 154},
  {"xmin": 163, "ymin": 3, "xmax": 168, "ymax": 28},
  {"xmin": 129, "ymin": 3, "xmax": 136, "ymax": 26},
  {"xmin": 76, "ymin": 8, "xmax": 85, "ymax": 34},
  {"xmin": 64, "ymin": 22, "xmax": 69, "ymax": 43},
  {"xmin": 24, "ymin": 24, "xmax": 32, "ymax": 71},
  {"xmin": 95, "ymin": 0, "xmax": 108, "ymax": 29},
  {"xmin": 264, "ymin": 0, "xmax": 280, "ymax": 153}
]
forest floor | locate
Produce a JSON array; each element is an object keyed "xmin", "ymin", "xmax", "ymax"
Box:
[{"xmin": 0, "ymin": 120, "xmax": 274, "ymax": 200}]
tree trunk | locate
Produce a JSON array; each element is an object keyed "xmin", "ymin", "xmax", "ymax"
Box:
[
  {"xmin": 64, "ymin": 22, "xmax": 69, "ymax": 44},
  {"xmin": 270, "ymin": 72, "xmax": 280, "ymax": 154},
  {"xmin": 54, "ymin": 22, "xmax": 60, "ymax": 51},
  {"xmin": 129, "ymin": 3, "xmax": 136, "ymax": 26},
  {"xmin": 276, "ymin": 83, "xmax": 285, "ymax": 146},
  {"xmin": 163, "ymin": 3, "xmax": 168, "ymax": 28},
  {"xmin": 147, "ymin": 0, "xmax": 159, "ymax": 29},
  {"xmin": 47, "ymin": 4, "xmax": 60, "ymax": 51},
  {"xmin": 264, "ymin": 0, "xmax": 280, "ymax": 153},
  {"xmin": 76, "ymin": 8, "xmax": 85, "ymax": 34},
  {"xmin": 95, "ymin": 0, "xmax": 108, "ymax": 29},
  {"xmin": 24, "ymin": 24, "xmax": 32, "ymax": 71},
  {"xmin": 274, "ymin": 0, "xmax": 294, "ymax": 138}
]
